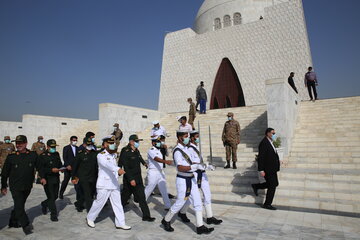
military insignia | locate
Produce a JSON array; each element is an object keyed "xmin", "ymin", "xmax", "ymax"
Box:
[
  {"xmin": 48, "ymin": 153, "xmax": 51, "ymax": 156},
  {"xmin": 101, "ymin": 151, "xmax": 105, "ymax": 154}
]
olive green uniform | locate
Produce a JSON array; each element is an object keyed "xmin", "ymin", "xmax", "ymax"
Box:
[
  {"xmin": 222, "ymin": 119, "xmax": 241, "ymax": 163},
  {"xmin": 1, "ymin": 150, "xmax": 39, "ymax": 228},
  {"xmin": 119, "ymin": 145, "xmax": 151, "ymax": 219},
  {"xmin": 31, "ymin": 142, "xmax": 46, "ymax": 155},
  {"xmin": 112, "ymin": 129, "xmax": 123, "ymax": 148},
  {"xmin": 188, "ymin": 102, "xmax": 196, "ymax": 128},
  {"xmin": 72, "ymin": 149, "xmax": 98, "ymax": 212},
  {"xmin": 38, "ymin": 151, "xmax": 62, "ymax": 218},
  {"xmin": 0, "ymin": 143, "xmax": 15, "ymax": 169}
]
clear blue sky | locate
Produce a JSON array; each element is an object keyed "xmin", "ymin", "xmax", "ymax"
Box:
[{"xmin": 0, "ymin": 0, "xmax": 359, "ymax": 122}]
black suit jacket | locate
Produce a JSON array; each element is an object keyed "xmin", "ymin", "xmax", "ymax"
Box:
[
  {"xmin": 257, "ymin": 137, "xmax": 280, "ymax": 174},
  {"xmin": 62, "ymin": 144, "xmax": 78, "ymax": 167}
]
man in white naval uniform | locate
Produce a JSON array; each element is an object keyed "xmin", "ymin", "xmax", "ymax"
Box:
[
  {"xmin": 144, "ymin": 136, "xmax": 173, "ymax": 210},
  {"xmin": 161, "ymin": 130, "xmax": 214, "ymax": 235},
  {"xmin": 178, "ymin": 116, "xmax": 193, "ymax": 133},
  {"xmin": 181, "ymin": 131, "xmax": 222, "ymax": 225},
  {"xmin": 150, "ymin": 120, "xmax": 167, "ymax": 138},
  {"xmin": 86, "ymin": 136, "xmax": 130, "ymax": 230}
]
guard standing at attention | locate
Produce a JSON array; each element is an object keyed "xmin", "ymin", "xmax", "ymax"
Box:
[
  {"xmin": 222, "ymin": 112, "xmax": 241, "ymax": 169},
  {"xmin": 0, "ymin": 136, "xmax": 15, "ymax": 169},
  {"xmin": 119, "ymin": 134, "xmax": 155, "ymax": 222},
  {"xmin": 72, "ymin": 137, "xmax": 98, "ymax": 212},
  {"xmin": 1, "ymin": 135, "xmax": 39, "ymax": 235},
  {"xmin": 38, "ymin": 139, "xmax": 63, "ymax": 222}
]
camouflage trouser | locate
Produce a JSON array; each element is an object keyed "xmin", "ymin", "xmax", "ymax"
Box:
[
  {"xmin": 0, "ymin": 158, "xmax": 5, "ymax": 169},
  {"xmin": 225, "ymin": 143, "xmax": 238, "ymax": 163},
  {"xmin": 188, "ymin": 115, "xmax": 196, "ymax": 129}
]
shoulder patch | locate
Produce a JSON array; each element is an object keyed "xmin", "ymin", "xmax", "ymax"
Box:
[{"xmin": 100, "ymin": 151, "xmax": 106, "ymax": 154}]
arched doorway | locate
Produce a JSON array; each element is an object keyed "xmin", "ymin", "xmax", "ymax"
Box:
[{"xmin": 210, "ymin": 58, "xmax": 245, "ymax": 109}]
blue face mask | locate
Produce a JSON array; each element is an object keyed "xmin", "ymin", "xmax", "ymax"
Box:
[
  {"xmin": 5, "ymin": 140, "xmax": 10, "ymax": 144},
  {"xmin": 49, "ymin": 148, "xmax": 56, "ymax": 153},
  {"xmin": 271, "ymin": 134, "xmax": 277, "ymax": 141},
  {"xmin": 154, "ymin": 127, "xmax": 159, "ymax": 131},
  {"xmin": 183, "ymin": 137, "xmax": 190, "ymax": 145},
  {"xmin": 228, "ymin": 117, "xmax": 232, "ymax": 121},
  {"xmin": 91, "ymin": 138, "xmax": 95, "ymax": 143},
  {"xmin": 195, "ymin": 138, "xmax": 200, "ymax": 144},
  {"xmin": 155, "ymin": 142, "xmax": 161, "ymax": 148},
  {"xmin": 109, "ymin": 144, "xmax": 116, "ymax": 151},
  {"xmin": 134, "ymin": 142, "xmax": 140, "ymax": 149}
]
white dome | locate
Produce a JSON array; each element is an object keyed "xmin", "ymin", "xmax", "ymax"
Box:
[{"xmin": 193, "ymin": 0, "xmax": 277, "ymax": 34}]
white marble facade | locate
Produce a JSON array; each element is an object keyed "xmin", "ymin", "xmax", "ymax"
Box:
[{"xmin": 158, "ymin": 0, "xmax": 312, "ymax": 113}]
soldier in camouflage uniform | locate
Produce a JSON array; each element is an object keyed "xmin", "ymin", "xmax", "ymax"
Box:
[
  {"xmin": 112, "ymin": 123, "xmax": 123, "ymax": 148},
  {"xmin": 0, "ymin": 136, "xmax": 15, "ymax": 169},
  {"xmin": 31, "ymin": 136, "xmax": 46, "ymax": 184},
  {"xmin": 187, "ymin": 98, "xmax": 196, "ymax": 130},
  {"xmin": 222, "ymin": 112, "xmax": 241, "ymax": 169}
]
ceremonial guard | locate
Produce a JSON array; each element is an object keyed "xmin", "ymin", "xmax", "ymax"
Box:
[
  {"xmin": 86, "ymin": 136, "xmax": 130, "ymax": 230},
  {"xmin": 1, "ymin": 135, "xmax": 39, "ymax": 235},
  {"xmin": 119, "ymin": 135, "xmax": 155, "ymax": 222},
  {"xmin": 161, "ymin": 130, "xmax": 214, "ymax": 235},
  {"xmin": 38, "ymin": 139, "xmax": 63, "ymax": 222},
  {"xmin": 222, "ymin": 112, "xmax": 241, "ymax": 169},
  {"xmin": 144, "ymin": 136, "xmax": 173, "ymax": 210},
  {"xmin": 0, "ymin": 136, "xmax": 15, "ymax": 169},
  {"xmin": 72, "ymin": 137, "xmax": 98, "ymax": 212},
  {"xmin": 183, "ymin": 131, "xmax": 222, "ymax": 225}
]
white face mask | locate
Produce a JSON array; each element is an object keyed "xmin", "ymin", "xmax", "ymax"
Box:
[
  {"xmin": 39, "ymin": 139, "xmax": 43, "ymax": 143},
  {"xmin": 71, "ymin": 141, "xmax": 77, "ymax": 146},
  {"xmin": 114, "ymin": 127, "xmax": 117, "ymax": 131}
]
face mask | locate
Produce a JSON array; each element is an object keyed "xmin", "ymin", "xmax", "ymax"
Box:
[
  {"xmin": 195, "ymin": 138, "xmax": 200, "ymax": 144},
  {"xmin": 49, "ymin": 148, "xmax": 56, "ymax": 153},
  {"xmin": 5, "ymin": 140, "xmax": 10, "ymax": 144},
  {"xmin": 155, "ymin": 142, "xmax": 161, "ymax": 148},
  {"xmin": 134, "ymin": 142, "xmax": 140, "ymax": 149},
  {"xmin": 154, "ymin": 127, "xmax": 159, "ymax": 131},
  {"xmin": 91, "ymin": 138, "xmax": 95, "ymax": 143},
  {"xmin": 183, "ymin": 137, "xmax": 190, "ymax": 145},
  {"xmin": 113, "ymin": 127, "xmax": 117, "ymax": 131},
  {"xmin": 86, "ymin": 146, "xmax": 93, "ymax": 151},
  {"xmin": 39, "ymin": 139, "xmax": 43, "ymax": 143},
  {"xmin": 109, "ymin": 144, "xmax": 116, "ymax": 151},
  {"xmin": 71, "ymin": 141, "xmax": 77, "ymax": 146},
  {"xmin": 271, "ymin": 134, "xmax": 277, "ymax": 141},
  {"xmin": 228, "ymin": 117, "xmax": 232, "ymax": 121},
  {"xmin": 161, "ymin": 141, "xmax": 165, "ymax": 146}
]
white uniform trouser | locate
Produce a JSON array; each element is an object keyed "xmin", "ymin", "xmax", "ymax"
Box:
[
  {"xmin": 181, "ymin": 172, "xmax": 213, "ymax": 218},
  {"xmin": 87, "ymin": 188, "xmax": 125, "ymax": 227},
  {"xmin": 144, "ymin": 169, "xmax": 171, "ymax": 209}
]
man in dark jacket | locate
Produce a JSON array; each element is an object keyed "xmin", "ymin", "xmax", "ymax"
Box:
[
  {"xmin": 59, "ymin": 136, "xmax": 78, "ymax": 199},
  {"xmin": 72, "ymin": 137, "xmax": 98, "ymax": 212},
  {"xmin": 38, "ymin": 139, "xmax": 63, "ymax": 222},
  {"xmin": 119, "ymin": 134, "xmax": 155, "ymax": 222},
  {"xmin": 251, "ymin": 128, "xmax": 280, "ymax": 210},
  {"xmin": 288, "ymin": 72, "xmax": 298, "ymax": 94}
]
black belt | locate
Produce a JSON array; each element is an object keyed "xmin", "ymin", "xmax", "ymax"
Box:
[
  {"xmin": 195, "ymin": 170, "xmax": 205, "ymax": 188},
  {"xmin": 177, "ymin": 174, "xmax": 193, "ymax": 200}
]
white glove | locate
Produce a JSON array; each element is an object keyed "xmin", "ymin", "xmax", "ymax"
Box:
[
  {"xmin": 206, "ymin": 164, "xmax": 215, "ymax": 171},
  {"xmin": 190, "ymin": 164, "xmax": 198, "ymax": 172},
  {"xmin": 197, "ymin": 163, "xmax": 206, "ymax": 171}
]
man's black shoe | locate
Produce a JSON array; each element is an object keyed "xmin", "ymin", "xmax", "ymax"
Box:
[
  {"xmin": 161, "ymin": 219, "xmax": 174, "ymax": 232},
  {"xmin": 22, "ymin": 224, "xmax": 33, "ymax": 235},
  {"xmin": 41, "ymin": 203, "xmax": 48, "ymax": 215},
  {"xmin": 76, "ymin": 207, "xmax": 84, "ymax": 212},
  {"xmin": 142, "ymin": 216, "xmax": 156, "ymax": 222},
  {"xmin": 178, "ymin": 212, "xmax": 190, "ymax": 223},
  {"xmin": 51, "ymin": 215, "xmax": 59, "ymax": 222},
  {"xmin": 232, "ymin": 163, "xmax": 237, "ymax": 169},
  {"xmin": 206, "ymin": 217, "xmax": 223, "ymax": 225},
  {"xmin": 196, "ymin": 225, "xmax": 214, "ymax": 235},
  {"xmin": 8, "ymin": 220, "xmax": 21, "ymax": 228},
  {"xmin": 262, "ymin": 205, "xmax": 277, "ymax": 210},
  {"xmin": 168, "ymin": 193, "xmax": 175, "ymax": 199},
  {"xmin": 251, "ymin": 184, "xmax": 258, "ymax": 196},
  {"xmin": 59, "ymin": 193, "xmax": 64, "ymax": 200}
]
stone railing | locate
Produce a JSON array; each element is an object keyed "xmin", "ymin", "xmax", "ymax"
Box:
[{"xmin": 265, "ymin": 78, "xmax": 300, "ymax": 157}]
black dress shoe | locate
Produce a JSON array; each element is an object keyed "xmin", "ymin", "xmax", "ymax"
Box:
[
  {"xmin": 161, "ymin": 219, "xmax": 174, "ymax": 232},
  {"xmin": 232, "ymin": 163, "xmax": 237, "ymax": 169},
  {"xmin": 251, "ymin": 184, "xmax": 258, "ymax": 196},
  {"xmin": 206, "ymin": 217, "xmax": 223, "ymax": 225},
  {"xmin": 41, "ymin": 203, "xmax": 48, "ymax": 215},
  {"xmin": 51, "ymin": 215, "xmax": 59, "ymax": 222},
  {"xmin": 59, "ymin": 193, "xmax": 64, "ymax": 200},
  {"xmin": 142, "ymin": 216, "xmax": 156, "ymax": 222},
  {"xmin": 178, "ymin": 212, "xmax": 190, "ymax": 223},
  {"xmin": 224, "ymin": 164, "xmax": 231, "ymax": 169},
  {"xmin": 22, "ymin": 224, "xmax": 33, "ymax": 235},
  {"xmin": 263, "ymin": 205, "xmax": 277, "ymax": 210},
  {"xmin": 8, "ymin": 220, "xmax": 21, "ymax": 228},
  {"xmin": 196, "ymin": 225, "xmax": 214, "ymax": 235},
  {"xmin": 76, "ymin": 207, "xmax": 84, "ymax": 212}
]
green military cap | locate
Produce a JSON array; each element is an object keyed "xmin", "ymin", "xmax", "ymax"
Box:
[
  {"xmin": 129, "ymin": 134, "xmax": 143, "ymax": 142},
  {"xmin": 14, "ymin": 135, "xmax": 27, "ymax": 143},
  {"xmin": 47, "ymin": 139, "xmax": 58, "ymax": 147},
  {"xmin": 84, "ymin": 137, "xmax": 94, "ymax": 145},
  {"xmin": 4, "ymin": 136, "xmax": 10, "ymax": 140}
]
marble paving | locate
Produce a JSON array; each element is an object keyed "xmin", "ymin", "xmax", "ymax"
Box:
[{"xmin": 0, "ymin": 185, "xmax": 359, "ymax": 240}]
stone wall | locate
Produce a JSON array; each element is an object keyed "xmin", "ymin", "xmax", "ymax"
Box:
[{"xmin": 159, "ymin": 0, "xmax": 312, "ymax": 113}]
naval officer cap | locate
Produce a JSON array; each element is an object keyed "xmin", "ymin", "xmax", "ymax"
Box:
[
  {"xmin": 176, "ymin": 129, "xmax": 188, "ymax": 137},
  {"xmin": 152, "ymin": 120, "xmax": 159, "ymax": 125},
  {"xmin": 102, "ymin": 135, "xmax": 115, "ymax": 144},
  {"xmin": 190, "ymin": 130, "xmax": 199, "ymax": 137}
]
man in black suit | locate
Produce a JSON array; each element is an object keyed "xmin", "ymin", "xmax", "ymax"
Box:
[
  {"xmin": 59, "ymin": 136, "xmax": 78, "ymax": 199},
  {"xmin": 252, "ymin": 128, "xmax": 280, "ymax": 210}
]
